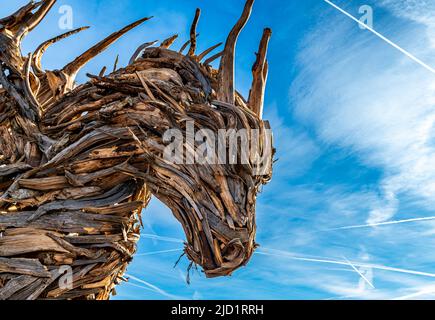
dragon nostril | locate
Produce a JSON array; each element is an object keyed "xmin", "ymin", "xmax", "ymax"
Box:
[
  {"xmin": 221, "ymin": 238, "xmax": 245, "ymax": 262},
  {"xmin": 201, "ymin": 238, "xmax": 255, "ymax": 278}
]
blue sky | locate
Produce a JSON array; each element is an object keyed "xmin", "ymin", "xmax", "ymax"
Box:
[{"xmin": 4, "ymin": 0, "xmax": 435, "ymax": 299}]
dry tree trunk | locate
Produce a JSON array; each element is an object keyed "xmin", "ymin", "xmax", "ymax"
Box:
[{"xmin": 0, "ymin": 0, "xmax": 273, "ymax": 300}]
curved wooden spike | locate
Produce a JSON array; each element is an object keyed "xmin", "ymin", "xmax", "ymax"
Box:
[
  {"xmin": 99, "ymin": 66, "xmax": 107, "ymax": 77},
  {"xmin": 62, "ymin": 16, "xmax": 152, "ymax": 81},
  {"xmin": 179, "ymin": 33, "xmax": 199, "ymax": 54},
  {"xmin": 113, "ymin": 54, "xmax": 119, "ymax": 72},
  {"xmin": 129, "ymin": 40, "xmax": 158, "ymax": 65},
  {"xmin": 188, "ymin": 9, "xmax": 201, "ymax": 56},
  {"xmin": 179, "ymin": 40, "xmax": 190, "ymax": 54},
  {"xmin": 217, "ymin": 0, "xmax": 254, "ymax": 104},
  {"xmin": 32, "ymin": 26, "xmax": 90, "ymax": 76},
  {"xmin": 249, "ymin": 28, "xmax": 271, "ymax": 118},
  {"xmin": 17, "ymin": 0, "xmax": 57, "ymax": 38},
  {"xmin": 197, "ymin": 42, "xmax": 222, "ymax": 61},
  {"xmin": 204, "ymin": 51, "xmax": 223, "ymax": 66},
  {"xmin": 160, "ymin": 34, "xmax": 178, "ymax": 49}
]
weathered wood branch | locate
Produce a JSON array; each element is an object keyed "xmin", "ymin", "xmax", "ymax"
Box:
[
  {"xmin": 160, "ymin": 34, "xmax": 178, "ymax": 49},
  {"xmin": 197, "ymin": 42, "xmax": 222, "ymax": 61},
  {"xmin": 32, "ymin": 27, "xmax": 90, "ymax": 76},
  {"xmin": 188, "ymin": 9, "xmax": 201, "ymax": 56},
  {"xmin": 249, "ymin": 28, "xmax": 272, "ymax": 118},
  {"xmin": 217, "ymin": 0, "xmax": 254, "ymax": 103},
  {"xmin": 129, "ymin": 40, "xmax": 158, "ymax": 65},
  {"xmin": 62, "ymin": 16, "xmax": 152, "ymax": 88}
]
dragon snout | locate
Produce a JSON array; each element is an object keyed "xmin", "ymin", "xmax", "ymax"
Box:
[
  {"xmin": 181, "ymin": 212, "xmax": 258, "ymax": 278},
  {"xmin": 203, "ymin": 237, "xmax": 257, "ymax": 278}
]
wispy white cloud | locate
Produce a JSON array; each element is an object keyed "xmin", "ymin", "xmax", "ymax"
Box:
[
  {"xmin": 264, "ymin": 104, "xmax": 320, "ymax": 179},
  {"xmin": 393, "ymin": 284, "xmax": 435, "ymax": 300},
  {"xmin": 380, "ymin": 0, "xmax": 435, "ymax": 49},
  {"xmin": 291, "ymin": 0, "xmax": 435, "ymax": 224}
]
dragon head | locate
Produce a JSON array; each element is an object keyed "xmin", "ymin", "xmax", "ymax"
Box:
[{"xmin": 0, "ymin": 0, "xmax": 273, "ymax": 299}]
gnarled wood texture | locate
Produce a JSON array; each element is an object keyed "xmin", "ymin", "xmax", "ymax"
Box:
[{"xmin": 0, "ymin": 0, "xmax": 273, "ymax": 300}]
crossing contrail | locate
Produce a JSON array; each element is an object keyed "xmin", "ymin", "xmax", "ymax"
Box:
[
  {"xmin": 343, "ymin": 256, "xmax": 375, "ymax": 289},
  {"xmin": 257, "ymin": 248, "xmax": 435, "ymax": 278}
]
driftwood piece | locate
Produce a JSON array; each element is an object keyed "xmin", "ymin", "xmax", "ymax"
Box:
[
  {"xmin": 0, "ymin": 275, "xmax": 38, "ymax": 300},
  {"xmin": 32, "ymin": 27, "xmax": 90, "ymax": 76},
  {"xmin": 198, "ymin": 42, "xmax": 223, "ymax": 62},
  {"xmin": 217, "ymin": 0, "xmax": 254, "ymax": 104},
  {"xmin": 160, "ymin": 34, "xmax": 178, "ymax": 49},
  {"xmin": 249, "ymin": 28, "xmax": 272, "ymax": 118},
  {"xmin": 188, "ymin": 9, "xmax": 201, "ymax": 56},
  {"xmin": 0, "ymin": 0, "xmax": 273, "ymax": 300},
  {"xmin": 0, "ymin": 231, "xmax": 70, "ymax": 256},
  {"xmin": 0, "ymin": 258, "xmax": 51, "ymax": 277}
]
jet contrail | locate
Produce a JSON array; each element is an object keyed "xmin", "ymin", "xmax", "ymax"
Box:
[
  {"xmin": 324, "ymin": 0, "xmax": 435, "ymax": 75},
  {"xmin": 125, "ymin": 273, "xmax": 181, "ymax": 299},
  {"xmin": 343, "ymin": 256, "xmax": 375, "ymax": 289},
  {"xmin": 326, "ymin": 216, "xmax": 435, "ymax": 231},
  {"xmin": 140, "ymin": 233, "xmax": 184, "ymax": 243},
  {"xmin": 135, "ymin": 248, "xmax": 183, "ymax": 257},
  {"xmin": 124, "ymin": 282, "xmax": 154, "ymax": 293},
  {"xmin": 257, "ymin": 248, "xmax": 435, "ymax": 278}
]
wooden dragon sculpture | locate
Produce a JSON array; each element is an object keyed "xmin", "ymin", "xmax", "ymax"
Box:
[{"xmin": 0, "ymin": 0, "xmax": 273, "ymax": 299}]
